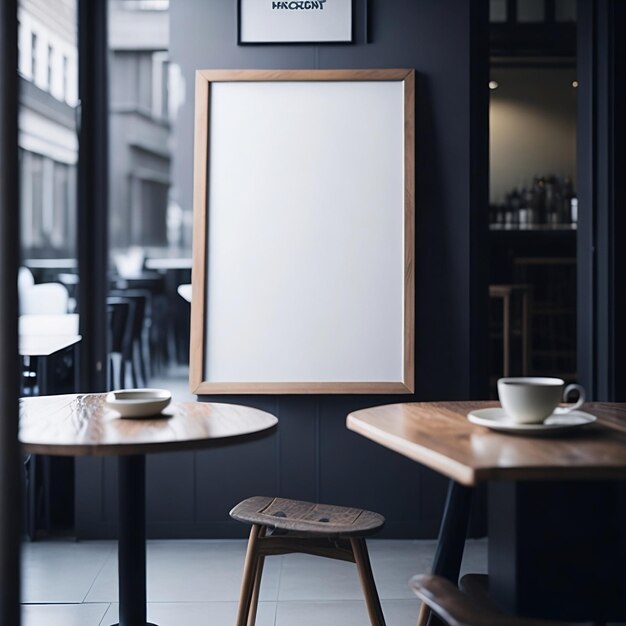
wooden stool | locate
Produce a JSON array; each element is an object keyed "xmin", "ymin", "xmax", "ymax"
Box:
[
  {"xmin": 230, "ymin": 496, "xmax": 387, "ymax": 626},
  {"xmin": 411, "ymin": 574, "xmax": 576, "ymax": 626},
  {"xmin": 489, "ymin": 284, "xmax": 532, "ymax": 378}
]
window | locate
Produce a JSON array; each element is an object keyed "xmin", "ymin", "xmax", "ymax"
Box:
[
  {"xmin": 30, "ymin": 32, "xmax": 37, "ymax": 82},
  {"xmin": 47, "ymin": 45, "xmax": 53, "ymax": 90},
  {"xmin": 62, "ymin": 55, "xmax": 68, "ymax": 101},
  {"xmin": 152, "ymin": 52, "xmax": 169, "ymax": 119},
  {"xmin": 28, "ymin": 153, "xmax": 44, "ymax": 247},
  {"xmin": 52, "ymin": 162, "xmax": 74, "ymax": 250}
]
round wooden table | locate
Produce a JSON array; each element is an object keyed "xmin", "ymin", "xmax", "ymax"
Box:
[{"xmin": 19, "ymin": 393, "xmax": 278, "ymax": 626}]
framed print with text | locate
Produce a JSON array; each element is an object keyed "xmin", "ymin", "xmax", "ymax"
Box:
[{"xmin": 238, "ymin": 0, "xmax": 353, "ymax": 44}]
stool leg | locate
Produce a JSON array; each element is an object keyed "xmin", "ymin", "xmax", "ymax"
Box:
[
  {"xmin": 236, "ymin": 524, "xmax": 262, "ymax": 626},
  {"xmin": 502, "ymin": 292, "xmax": 510, "ymax": 377},
  {"xmin": 350, "ymin": 537, "xmax": 386, "ymax": 626},
  {"xmin": 247, "ymin": 548, "xmax": 266, "ymax": 625}
]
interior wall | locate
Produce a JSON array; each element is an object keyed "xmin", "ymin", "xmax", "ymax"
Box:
[
  {"xmin": 75, "ymin": 0, "xmax": 489, "ymax": 539},
  {"xmin": 490, "ymin": 66, "xmax": 577, "ymax": 203}
]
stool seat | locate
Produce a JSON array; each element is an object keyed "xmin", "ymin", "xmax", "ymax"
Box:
[{"xmin": 230, "ymin": 495, "xmax": 385, "ymax": 536}]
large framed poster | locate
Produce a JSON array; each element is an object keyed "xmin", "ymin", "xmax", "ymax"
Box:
[
  {"xmin": 190, "ymin": 69, "xmax": 415, "ymax": 394},
  {"xmin": 238, "ymin": 0, "xmax": 353, "ymax": 44}
]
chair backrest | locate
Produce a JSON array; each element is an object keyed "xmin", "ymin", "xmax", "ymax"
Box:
[
  {"xmin": 107, "ymin": 297, "xmax": 133, "ymax": 354},
  {"xmin": 109, "ymin": 290, "xmax": 148, "ymax": 342},
  {"xmin": 18, "ymin": 267, "xmax": 35, "ymax": 292},
  {"xmin": 21, "ymin": 282, "xmax": 70, "ymax": 315},
  {"xmin": 177, "ymin": 284, "xmax": 192, "ymax": 303}
]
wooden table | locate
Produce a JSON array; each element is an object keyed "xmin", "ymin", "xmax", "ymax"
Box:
[
  {"xmin": 19, "ymin": 335, "xmax": 81, "ymax": 395},
  {"xmin": 347, "ymin": 401, "xmax": 626, "ymax": 622},
  {"xmin": 19, "ymin": 335, "xmax": 82, "ymax": 538},
  {"xmin": 19, "ymin": 313, "xmax": 79, "ymax": 337},
  {"xmin": 144, "ymin": 257, "xmax": 192, "ymax": 271},
  {"xmin": 20, "ymin": 394, "xmax": 278, "ymax": 626}
]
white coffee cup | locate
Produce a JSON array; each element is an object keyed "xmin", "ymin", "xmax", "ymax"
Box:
[{"xmin": 497, "ymin": 377, "xmax": 585, "ymax": 424}]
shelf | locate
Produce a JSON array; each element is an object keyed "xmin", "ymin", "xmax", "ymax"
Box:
[{"xmin": 489, "ymin": 224, "xmax": 577, "ymax": 231}]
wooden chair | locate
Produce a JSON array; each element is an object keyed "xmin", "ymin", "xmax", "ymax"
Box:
[
  {"xmin": 489, "ymin": 284, "xmax": 532, "ymax": 378},
  {"xmin": 411, "ymin": 574, "xmax": 578, "ymax": 626},
  {"xmin": 230, "ymin": 495, "xmax": 386, "ymax": 626}
]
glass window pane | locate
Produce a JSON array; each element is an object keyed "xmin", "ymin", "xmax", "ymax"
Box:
[
  {"xmin": 18, "ymin": 0, "xmax": 78, "ymax": 283},
  {"xmin": 108, "ymin": 0, "xmax": 192, "ymax": 396}
]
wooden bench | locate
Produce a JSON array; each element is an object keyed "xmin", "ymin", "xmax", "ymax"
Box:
[{"xmin": 230, "ymin": 495, "xmax": 386, "ymax": 626}]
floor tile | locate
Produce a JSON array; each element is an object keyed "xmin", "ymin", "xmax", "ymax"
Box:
[
  {"xmin": 21, "ymin": 603, "xmax": 110, "ymax": 626},
  {"xmin": 277, "ymin": 539, "xmax": 439, "ymax": 602},
  {"xmin": 85, "ymin": 540, "xmax": 281, "ymax": 603},
  {"xmin": 381, "ymin": 599, "xmax": 423, "ymax": 626},
  {"xmin": 368, "ymin": 540, "xmax": 437, "ymax": 599},
  {"xmin": 277, "ymin": 552, "xmax": 365, "ymax": 601},
  {"xmin": 276, "ymin": 599, "xmax": 420, "ymax": 626},
  {"xmin": 20, "ymin": 538, "xmax": 489, "ymax": 626},
  {"xmin": 21, "ymin": 540, "xmax": 115, "ymax": 603},
  {"xmin": 102, "ymin": 601, "xmax": 277, "ymax": 626}
]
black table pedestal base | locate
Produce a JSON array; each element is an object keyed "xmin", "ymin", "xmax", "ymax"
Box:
[
  {"xmin": 489, "ymin": 481, "xmax": 626, "ymax": 622},
  {"xmin": 426, "ymin": 480, "xmax": 473, "ymax": 626},
  {"xmin": 112, "ymin": 454, "xmax": 158, "ymax": 626}
]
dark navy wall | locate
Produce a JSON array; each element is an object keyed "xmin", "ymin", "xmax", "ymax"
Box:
[{"xmin": 75, "ymin": 0, "xmax": 489, "ymax": 539}]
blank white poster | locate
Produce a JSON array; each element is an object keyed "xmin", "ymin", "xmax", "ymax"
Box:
[{"xmin": 204, "ymin": 80, "xmax": 405, "ymax": 384}]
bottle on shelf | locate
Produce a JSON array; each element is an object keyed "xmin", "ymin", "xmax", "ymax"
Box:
[
  {"xmin": 490, "ymin": 174, "xmax": 577, "ymax": 230},
  {"xmin": 561, "ymin": 176, "xmax": 576, "ymax": 225}
]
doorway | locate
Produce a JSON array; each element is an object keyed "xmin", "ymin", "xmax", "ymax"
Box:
[{"xmin": 487, "ymin": 0, "xmax": 578, "ymax": 394}]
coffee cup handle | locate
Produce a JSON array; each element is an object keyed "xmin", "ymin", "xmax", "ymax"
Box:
[{"xmin": 553, "ymin": 384, "xmax": 585, "ymax": 414}]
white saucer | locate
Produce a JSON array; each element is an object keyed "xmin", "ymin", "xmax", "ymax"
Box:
[
  {"xmin": 467, "ymin": 407, "xmax": 596, "ymax": 435},
  {"xmin": 105, "ymin": 388, "xmax": 172, "ymax": 418}
]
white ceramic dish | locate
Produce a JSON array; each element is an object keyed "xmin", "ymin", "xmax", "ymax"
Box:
[
  {"xmin": 467, "ymin": 407, "xmax": 596, "ymax": 436},
  {"xmin": 105, "ymin": 388, "xmax": 172, "ymax": 418}
]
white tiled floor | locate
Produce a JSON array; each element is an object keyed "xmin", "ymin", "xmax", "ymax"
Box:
[{"xmin": 21, "ymin": 538, "xmax": 488, "ymax": 625}]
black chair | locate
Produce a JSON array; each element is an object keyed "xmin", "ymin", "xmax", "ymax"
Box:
[
  {"xmin": 110, "ymin": 271, "xmax": 170, "ymax": 375},
  {"xmin": 107, "ymin": 296, "xmax": 133, "ymax": 389},
  {"xmin": 109, "ymin": 289, "xmax": 151, "ymax": 387}
]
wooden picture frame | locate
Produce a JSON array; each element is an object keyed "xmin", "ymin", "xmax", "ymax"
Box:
[
  {"xmin": 238, "ymin": 0, "xmax": 354, "ymax": 44},
  {"xmin": 190, "ymin": 69, "xmax": 415, "ymax": 394}
]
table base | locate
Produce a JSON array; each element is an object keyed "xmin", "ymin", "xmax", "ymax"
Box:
[
  {"xmin": 114, "ymin": 454, "xmax": 158, "ymax": 626},
  {"xmin": 489, "ymin": 481, "xmax": 626, "ymax": 622},
  {"xmin": 426, "ymin": 480, "xmax": 473, "ymax": 626}
]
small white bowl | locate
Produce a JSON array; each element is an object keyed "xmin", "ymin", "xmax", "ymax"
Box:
[{"xmin": 105, "ymin": 388, "xmax": 172, "ymax": 418}]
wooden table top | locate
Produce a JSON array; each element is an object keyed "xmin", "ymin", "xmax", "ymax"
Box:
[
  {"xmin": 20, "ymin": 393, "xmax": 277, "ymax": 456},
  {"xmin": 347, "ymin": 401, "xmax": 626, "ymax": 486},
  {"xmin": 144, "ymin": 257, "xmax": 192, "ymax": 270}
]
